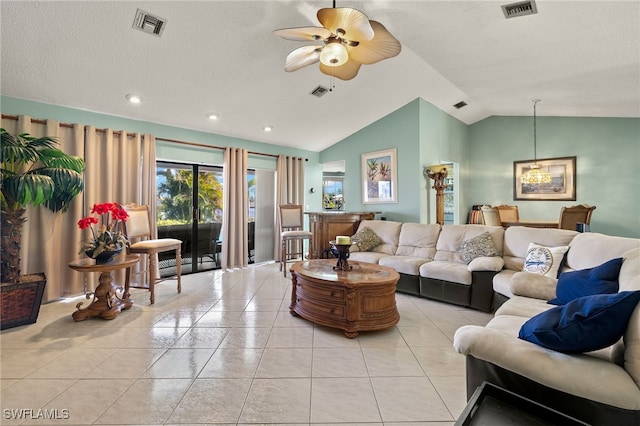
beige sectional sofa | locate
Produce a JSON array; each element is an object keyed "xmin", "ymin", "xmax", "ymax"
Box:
[
  {"xmin": 348, "ymin": 219, "xmax": 640, "ymax": 424},
  {"xmin": 454, "ymin": 234, "xmax": 640, "ymax": 425}
]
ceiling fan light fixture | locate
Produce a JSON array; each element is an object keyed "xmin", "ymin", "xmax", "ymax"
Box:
[{"xmin": 320, "ymin": 40, "xmax": 348, "ymax": 66}]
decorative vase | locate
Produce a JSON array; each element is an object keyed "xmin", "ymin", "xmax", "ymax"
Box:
[{"xmin": 85, "ymin": 246, "xmax": 124, "ymax": 264}]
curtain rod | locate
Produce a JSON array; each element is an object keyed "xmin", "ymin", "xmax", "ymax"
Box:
[{"xmin": 1, "ymin": 114, "xmax": 307, "ymax": 161}]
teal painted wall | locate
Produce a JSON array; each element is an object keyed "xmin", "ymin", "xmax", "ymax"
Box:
[
  {"xmin": 320, "ymin": 98, "xmax": 468, "ymax": 224},
  {"xmin": 320, "ymin": 100, "xmax": 421, "ymax": 222},
  {"xmin": 467, "ymin": 116, "xmax": 640, "ymax": 237},
  {"xmin": 1, "ymin": 96, "xmax": 321, "ymax": 208}
]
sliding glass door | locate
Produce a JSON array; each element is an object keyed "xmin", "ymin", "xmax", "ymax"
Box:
[{"xmin": 156, "ymin": 162, "xmax": 223, "ymax": 276}]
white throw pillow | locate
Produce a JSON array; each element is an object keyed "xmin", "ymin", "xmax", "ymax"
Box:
[{"xmin": 523, "ymin": 242, "xmax": 569, "ymax": 279}]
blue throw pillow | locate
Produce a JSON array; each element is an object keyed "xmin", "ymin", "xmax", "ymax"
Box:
[
  {"xmin": 548, "ymin": 257, "xmax": 623, "ymax": 305},
  {"xmin": 519, "ymin": 291, "xmax": 640, "ymax": 353}
]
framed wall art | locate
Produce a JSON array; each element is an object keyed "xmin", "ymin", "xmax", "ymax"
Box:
[
  {"xmin": 362, "ymin": 148, "xmax": 398, "ymax": 204},
  {"xmin": 514, "ymin": 156, "xmax": 576, "ymax": 201}
]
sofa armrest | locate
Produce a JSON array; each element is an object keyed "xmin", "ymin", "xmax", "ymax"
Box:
[
  {"xmin": 468, "ymin": 256, "xmax": 504, "ymax": 272},
  {"xmin": 510, "ymin": 271, "xmax": 557, "ymax": 301},
  {"xmin": 453, "ymin": 325, "xmax": 640, "ymax": 410}
]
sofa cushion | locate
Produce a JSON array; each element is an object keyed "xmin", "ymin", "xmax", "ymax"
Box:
[
  {"xmin": 420, "ymin": 261, "xmax": 471, "ymax": 285},
  {"xmin": 460, "ymin": 231, "xmax": 499, "ymax": 264},
  {"xmin": 510, "ymin": 272, "xmax": 557, "ymax": 301},
  {"xmin": 548, "ymin": 257, "xmax": 623, "ymax": 305},
  {"xmin": 394, "ymin": 223, "xmax": 440, "ymax": 259},
  {"xmin": 502, "ymin": 226, "xmax": 577, "ymax": 272},
  {"xmin": 352, "ymin": 226, "xmax": 382, "ymax": 252},
  {"xmin": 618, "ymin": 248, "xmax": 640, "ymax": 389},
  {"xmin": 350, "ymin": 220, "xmax": 402, "ymax": 255},
  {"xmin": 348, "ymin": 251, "xmax": 390, "ymax": 264},
  {"xmin": 434, "ymin": 224, "xmax": 504, "ymax": 263},
  {"xmin": 523, "ymin": 242, "xmax": 569, "ymax": 278},
  {"xmin": 567, "ymin": 233, "xmax": 640, "ymax": 271},
  {"xmin": 518, "ymin": 291, "xmax": 640, "ymax": 353},
  {"xmin": 379, "ymin": 256, "xmax": 431, "ymax": 275}
]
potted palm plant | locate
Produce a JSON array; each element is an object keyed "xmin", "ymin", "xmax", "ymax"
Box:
[{"xmin": 1, "ymin": 129, "xmax": 85, "ymax": 329}]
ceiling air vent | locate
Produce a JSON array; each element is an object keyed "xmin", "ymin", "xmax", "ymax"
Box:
[
  {"xmin": 310, "ymin": 85, "xmax": 329, "ymax": 98},
  {"xmin": 132, "ymin": 9, "xmax": 167, "ymax": 37},
  {"xmin": 453, "ymin": 101, "xmax": 468, "ymax": 109},
  {"xmin": 501, "ymin": 0, "xmax": 538, "ymax": 19}
]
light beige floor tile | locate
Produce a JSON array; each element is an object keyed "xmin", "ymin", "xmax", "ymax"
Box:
[
  {"xmin": 198, "ymin": 348, "xmax": 263, "ymax": 378},
  {"xmin": 411, "ymin": 346, "xmax": 466, "ymax": 377},
  {"xmin": 153, "ymin": 311, "xmax": 207, "ymax": 328},
  {"xmin": 357, "ymin": 327, "xmax": 407, "ymax": 348},
  {"xmin": 372, "ymin": 376, "xmax": 453, "ymax": 422},
  {"xmin": 312, "ymin": 325, "xmax": 361, "ymax": 347},
  {"xmin": 0, "ymin": 348, "xmax": 67, "ymax": 378},
  {"xmin": 397, "ymin": 325, "xmax": 454, "ymax": 347},
  {"xmin": 244, "ymin": 298, "xmax": 284, "ymax": 311},
  {"xmin": 312, "ymin": 347, "xmax": 368, "ymax": 377},
  {"xmin": 85, "ymin": 348, "xmax": 166, "ymax": 378},
  {"xmin": 0, "ymin": 379, "xmax": 19, "ymax": 391},
  {"xmin": 168, "ymin": 378, "xmax": 252, "ymax": 423},
  {"xmin": 192, "ymin": 310, "xmax": 242, "ymax": 327},
  {"xmin": 234, "ymin": 310, "xmax": 278, "ymax": 327},
  {"xmin": 218, "ymin": 326, "xmax": 272, "ymax": 348},
  {"xmin": 430, "ymin": 375, "xmax": 468, "ymax": 420},
  {"xmin": 209, "ymin": 298, "xmax": 250, "ymax": 311},
  {"xmin": 362, "ymin": 347, "xmax": 424, "ymax": 377},
  {"xmin": 266, "ymin": 326, "xmax": 313, "ymax": 348},
  {"xmin": 125, "ymin": 327, "xmax": 189, "ymax": 348},
  {"xmin": 273, "ymin": 310, "xmax": 313, "ymax": 328},
  {"xmin": 27, "ymin": 379, "xmax": 134, "ymax": 425},
  {"xmin": 311, "ymin": 377, "xmax": 382, "ymax": 423},
  {"xmin": 255, "ymin": 348, "xmax": 312, "ymax": 378},
  {"xmin": 94, "ymin": 378, "xmax": 192, "ymax": 424},
  {"xmin": 142, "ymin": 348, "xmax": 214, "ymax": 378},
  {"xmin": 27, "ymin": 347, "xmax": 117, "ymax": 379},
  {"xmin": 79, "ymin": 325, "xmax": 147, "ymax": 348},
  {"xmin": 239, "ymin": 378, "xmax": 311, "ymax": 423},
  {"xmin": 171, "ymin": 327, "xmax": 230, "ymax": 348},
  {"xmin": 0, "ymin": 379, "xmax": 76, "ymax": 425}
]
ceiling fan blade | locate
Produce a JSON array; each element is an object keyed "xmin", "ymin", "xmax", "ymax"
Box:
[
  {"xmin": 284, "ymin": 46, "xmax": 322, "ymax": 72},
  {"xmin": 273, "ymin": 26, "xmax": 331, "ymax": 42},
  {"xmin": 319, "ymin": 59, "xmax": 361, "ymax": 81},
  {"xmin": 317, "ymin": 7, "xmax": 374, "ymax": 42},
  {"xmin": 347, "ymin": 21, "xmax": 401, "ymax": 65}
]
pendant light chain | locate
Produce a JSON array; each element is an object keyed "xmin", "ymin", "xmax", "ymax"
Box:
[{"xmin": 533, "ymin": 99, "xmax": 540, "ymax": 162}]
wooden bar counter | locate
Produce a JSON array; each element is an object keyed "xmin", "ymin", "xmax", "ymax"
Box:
[{"xmin": 306, "ymin": 211, "xmax": 377, "ymax": 259}]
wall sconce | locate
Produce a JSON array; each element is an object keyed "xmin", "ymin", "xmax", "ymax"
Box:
[{"xmin": 423, "ymin": 164, "xmax": 448, "ymax": 225}]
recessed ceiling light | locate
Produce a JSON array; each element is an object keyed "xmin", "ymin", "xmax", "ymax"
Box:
[
  {"xmin": 206, "ymin": 112, "xmax": 219, "ymax": 120},
  {"xmin": 125, "ymin": 94, "xmax": 142, "ymax": 104},
  {"xmin": 263, "ymin": 125, "xmax": 274, "ymax": 132}
]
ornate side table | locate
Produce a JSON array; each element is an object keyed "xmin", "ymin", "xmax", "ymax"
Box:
[{"xmin": 68, "ymin": 255, "xmax": 139, "ymax": 321}]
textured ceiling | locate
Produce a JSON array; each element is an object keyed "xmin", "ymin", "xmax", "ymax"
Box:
[{"xmin": 1, "ymin": 1, "xmax": 638, "ymax": 152}]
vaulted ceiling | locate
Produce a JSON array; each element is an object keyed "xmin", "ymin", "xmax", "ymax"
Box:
[{"xmin": 1, "ymin": 1, "xmax": 638, "ymax": 152}]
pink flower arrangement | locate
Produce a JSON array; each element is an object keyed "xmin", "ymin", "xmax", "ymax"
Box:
[{"xmin": 78, "ymin": 202, "xmax": 129, "ymax": 258}]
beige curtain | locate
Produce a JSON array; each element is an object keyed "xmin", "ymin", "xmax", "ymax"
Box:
[
  {"xmin": 222, "ymin": 147, "xmax": 248, "ymax": 269},
  {"xmin": 1, "ymin": 116, "xmax": 86, "ymax": 301},
  {"xmin": 274, "ymin": 155, "xmax": 305, "ymax": 262},
  {"xmin": 84, "ymin": 127, "xmax": 157, "ymax": 286}
]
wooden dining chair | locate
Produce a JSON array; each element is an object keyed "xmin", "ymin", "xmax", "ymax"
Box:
[
  {"xmin": 278, "ymin": 204, "xmax": 313, "ymax": 277},
  {"xmin": 495, "ymin": 205, "xmax": 520, "ymax": 223},
  {"xmin": 122, "ymin": 204, "xmax": 182, "ymax": 304},
  {"xmin": 558, "ymin": 204, "xmax": 596, "ymax": 231},
  {"xmin": 480, "ymin": 205, "xmax": 502, "ymax": 226}
]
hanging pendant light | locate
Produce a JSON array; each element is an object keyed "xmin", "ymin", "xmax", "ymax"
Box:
[{"xmin": 521, "ymin": 99, "xmax": 552, "ymax": 185}]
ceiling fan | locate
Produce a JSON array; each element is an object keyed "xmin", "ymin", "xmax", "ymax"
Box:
[{"xmin": 273, "ymin": 2, "xmax": 401, "ymax": 81}]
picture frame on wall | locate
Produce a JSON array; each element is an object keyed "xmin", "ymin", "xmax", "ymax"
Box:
[
  {"xmin": 514, "ymin": 156, "xmax": 576, "ymax": 201},
  {"xmin": 362, "ymin": 148, "xmax": 398, "ymax": 204}
]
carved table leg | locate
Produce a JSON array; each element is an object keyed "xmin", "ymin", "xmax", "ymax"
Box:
[{"xmin": 72, "ymin": 271, "xmax": 133, "ymax": 321}]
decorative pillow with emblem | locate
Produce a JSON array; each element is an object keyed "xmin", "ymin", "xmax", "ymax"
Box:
[
  {"xmin": 523, "ymin": 242, "xmax": 569, "ymax": 279},
  {"xmin": 460, "ymin": 232, "xmax": 499, "ymax": 264},
  {"xmin": 351, "ymin": 226, "xmax": 382, "ymax": 252}
]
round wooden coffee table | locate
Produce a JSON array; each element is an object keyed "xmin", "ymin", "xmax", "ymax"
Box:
[{"xmin": 289, "ymin": 259, "xmax": 400, "ymax": 338}]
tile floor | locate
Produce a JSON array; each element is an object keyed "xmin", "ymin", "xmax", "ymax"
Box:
[{"xmin": 1, "ymin": 262, "xmax": 493, "ymax": 425}]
